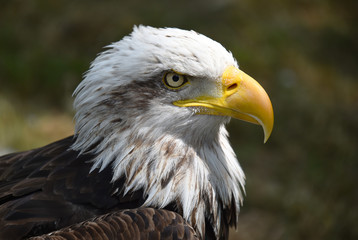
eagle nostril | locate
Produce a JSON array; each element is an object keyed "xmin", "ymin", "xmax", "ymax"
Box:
[{"xmin": 227, "ymin": 83, "xmax": 238, "ymax": 92}]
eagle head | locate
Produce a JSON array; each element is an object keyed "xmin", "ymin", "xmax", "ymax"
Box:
[{"xmin": 72, "ymin": 26, "xmax": 273, "ymax": 239}]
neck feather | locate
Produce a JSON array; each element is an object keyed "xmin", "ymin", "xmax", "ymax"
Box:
[{"xmin": 72, "ymin": 115, "xmax": 245, "ymax": 238}]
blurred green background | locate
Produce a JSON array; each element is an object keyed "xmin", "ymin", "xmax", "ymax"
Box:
[{"xmin": 0, "ymin": 0, "xmax": 357, "ymax": 239}]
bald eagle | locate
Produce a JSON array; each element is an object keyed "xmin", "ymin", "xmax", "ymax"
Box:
[{"xmin": 0, "ymin": 26, "xmax": 273, "ymax": 240}]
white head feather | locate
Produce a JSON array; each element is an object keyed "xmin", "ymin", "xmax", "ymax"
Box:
[{"xmin": 72, "ymin": 26, "xmax": 245, "ymax": 239}]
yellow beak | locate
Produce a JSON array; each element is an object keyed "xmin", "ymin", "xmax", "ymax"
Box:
[{"xmin": 174, "ymin": 66, "xmax": 274, "ymax": 143}]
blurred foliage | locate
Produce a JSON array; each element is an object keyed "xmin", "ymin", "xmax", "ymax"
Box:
[{"xmin": 0, "ymin": 0, "xmax": 357, "ymax": 239}]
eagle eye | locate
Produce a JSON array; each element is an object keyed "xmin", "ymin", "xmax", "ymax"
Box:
[{"xmin": 163, "ymin": 72, "xmax": 188, "ymax": 89}]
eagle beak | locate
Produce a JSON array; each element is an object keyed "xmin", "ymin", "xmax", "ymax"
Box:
[
  {"xmin": 221, "ymin": 66, "xmax": 274, "ymax": 142},
  {"xmin": 174, "ymin": 66, "xmax": 274, "ymax": 143}
]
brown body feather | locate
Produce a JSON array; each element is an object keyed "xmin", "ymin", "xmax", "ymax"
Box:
[{"xmin": 29, "ymin": 208, "xmax": 198, "ymax": 240}]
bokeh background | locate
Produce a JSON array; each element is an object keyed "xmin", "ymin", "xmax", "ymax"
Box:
[{"xmin": 0, "ymin": 0, "xmax": 357, "ymax": 239}]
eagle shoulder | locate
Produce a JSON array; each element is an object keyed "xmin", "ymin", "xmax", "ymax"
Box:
[
  {"xmin": 0, "ymin": 136, "xmax": 143, "ymax": 239},
  {"xmin": 29, "ymin": 208, "xmax": 199, "ymax": 240}
]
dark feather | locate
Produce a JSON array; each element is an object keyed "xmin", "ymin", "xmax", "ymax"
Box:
[
  {"xmin": 28, "ymin": 208, "xmax": 198, "ymax": 240},
  {"xmin": 0, "ymin": 136, "xmax": 145, "ymax": 239}
]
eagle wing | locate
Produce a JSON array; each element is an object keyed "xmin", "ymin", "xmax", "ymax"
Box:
[
  {"xmin": 0, "ymin": 136, "xmax": 110, "ymax": 239},
  {"xmin": 29, "ymin": 208, "xmax": 198, "ymax": 240}
]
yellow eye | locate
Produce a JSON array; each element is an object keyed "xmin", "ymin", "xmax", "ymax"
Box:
[{"xmin": 163, "ymin": 72, "xmax": 188, "ymax": 89}]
